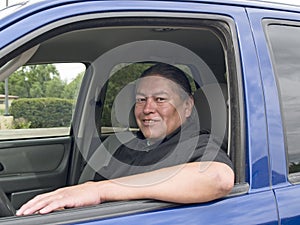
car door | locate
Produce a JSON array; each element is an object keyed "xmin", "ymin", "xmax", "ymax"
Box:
[
  {"xmin": 247, "ymin": 5, "xmax": 300, "ymax": 225},
  {"xmin": 0, "ymin": 7, "xmax": 86, "ymax": 213},
  {"xmin": 0, "ymin": 1, "xmax": 278, "ymax": 224}
]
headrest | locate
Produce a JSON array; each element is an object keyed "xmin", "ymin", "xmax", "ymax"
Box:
[
  {"xmin": 111, "ymin": 82, "xmax": 138, "ymax": 129},
  {"xmin": 193, "ymin": 83, "xmax": 228, "ymax": 140}
]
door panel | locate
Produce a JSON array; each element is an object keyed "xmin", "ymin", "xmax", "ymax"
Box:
[
  {"xmin": 0, "ymin": 137, "xmax": 72, "ymax": 209},
  {"xmin": 0, "ymin": 0, "xmax": 281, "ymax": 224},
  {"xmin": 247, "ymin": 8, "xmax": 300, "ymax": 224},
  {"xmin": 275, "ymin": 186, "xmax": 300, "ymax": 224},
  {"xmin": 75, "ymin": 190, "xmax": 278, "ymax": 225}
]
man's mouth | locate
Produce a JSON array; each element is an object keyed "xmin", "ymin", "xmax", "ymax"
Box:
[{"xmin": 142, "ymin": 119, "xmax": 159, "ymax": 126}]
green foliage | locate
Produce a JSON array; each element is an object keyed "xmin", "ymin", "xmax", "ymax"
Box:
[
  {"xmin": 0, "ymin": 64, "xmax": 83, "ymax": 100},
  {"xmin": 12, "ymin": 118, "xmax": 31, "ymax": 129},
  {"xmin": 63, "ymin": 72, "xmax": 84, "ymax": 99},
  {"xmin": 4, "ymin": 64, "xmax": 59, "ymax": 98},
  {"xmin": 10, "ymin": 98, "xmax": 73, "ymax": 128},
  {"xmin": 0, "ymin": 64, "xmax": 84, "ymax": 129},
  {"xmin": 45, "ymin": 77, "xmax": 66, "ymax": 98}
]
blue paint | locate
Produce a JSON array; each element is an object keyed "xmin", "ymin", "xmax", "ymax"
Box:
[{"xmin": 2, "ymin": 0, "xmax": 300, "ymax": 224}]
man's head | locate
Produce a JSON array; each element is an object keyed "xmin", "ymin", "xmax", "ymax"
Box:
[{"xmin": 134, "ymin": 63, "xmax": 194, "ymax": 141}]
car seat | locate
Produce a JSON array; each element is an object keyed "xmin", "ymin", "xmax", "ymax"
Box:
[{"xmin": 79, "ymin": 82, "xmax": 229, "ymax": 182}]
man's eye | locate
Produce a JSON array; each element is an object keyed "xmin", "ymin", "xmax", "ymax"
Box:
[
  {"xmin": 136, "ymin": 98, "xmax": 145, "ymax": 103},
  {"xmin": 156, "ymin": 97, "xmax": 166, "ymax": 103}
]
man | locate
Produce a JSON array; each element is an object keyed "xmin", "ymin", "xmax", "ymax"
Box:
[{"xmin": 17, "ymin": 63, "xmax": 234, "ymax": 216}]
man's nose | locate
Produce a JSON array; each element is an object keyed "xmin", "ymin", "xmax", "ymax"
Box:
[{"xmin": 143, "ymin": 98, "xmax": 156, "ymax": 114}]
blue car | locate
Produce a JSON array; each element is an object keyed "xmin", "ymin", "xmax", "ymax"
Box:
[{"xmin": 0, "ymin": 0, "xmax": 300, "ymax": 224}]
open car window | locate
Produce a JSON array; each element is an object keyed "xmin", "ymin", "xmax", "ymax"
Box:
[{"xmin": 0, "ymin": 11, "xmax": 245, "ymax": 224}]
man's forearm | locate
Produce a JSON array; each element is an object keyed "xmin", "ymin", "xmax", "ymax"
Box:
[
  {"xmin": 97, "ymin": 161, "xmax": 234, "ymax": 204},
  {"xmin": 17, "ymin": 161, "xmax": 233, "ymax": 216}
]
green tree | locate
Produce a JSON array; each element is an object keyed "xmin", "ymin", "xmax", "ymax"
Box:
[
  {"xmin": 45, "ymin": 77, "xmax": 66, "ymax": 98},
  {"xmin": 3, "ymin": 64, "xmax": 61, "ymax": 98},
  {"xmin": 30, "ymin": 82, "xmax": 43, "ymax": 98},
  {"xmin": 63, "ymin": 72, "xmax": 84, "ymax": 99}
]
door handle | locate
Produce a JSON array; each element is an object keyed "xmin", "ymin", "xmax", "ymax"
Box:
[{"xmin": 0, "ymin": 163, "xmax": 4, "ymax": 172}]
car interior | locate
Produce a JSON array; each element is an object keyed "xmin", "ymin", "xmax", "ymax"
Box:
[{"xmin": 0, "ymin": 17, "xmax": 245, "ymax": 219}]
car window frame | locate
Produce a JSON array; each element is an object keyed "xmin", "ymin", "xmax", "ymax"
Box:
[
  {"xmin": 0, "ymin": 10, "xmax": 246, "ymax": 224},
  {"xmin": 263, "ymin": 18, "xmax": 300, "ymax": 183}
]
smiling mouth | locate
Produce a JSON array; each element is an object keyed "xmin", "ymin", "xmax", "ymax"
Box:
[{"xmin": 142, "ymin": 119, "xmax": 160, "ymax": 126}]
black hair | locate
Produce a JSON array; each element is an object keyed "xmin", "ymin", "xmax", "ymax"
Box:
[{"xmin": 140, "ymin": 63, "xmax": 192, "ymax": 96}]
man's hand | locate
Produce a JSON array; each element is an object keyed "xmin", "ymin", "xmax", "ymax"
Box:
[{"xmin": 16, "ymin": 182, "xmax": 102, "ymax": 216}]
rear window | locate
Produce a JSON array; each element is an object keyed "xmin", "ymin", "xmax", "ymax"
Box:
[{"xmin": 266, "ymin": 23, "xmax": 300, "ymax": 174}]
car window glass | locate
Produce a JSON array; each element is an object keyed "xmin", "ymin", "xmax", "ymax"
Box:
[
  {"xmin": 0, "ymin": 63, "xmax": 85, "ymax": 140},
  {"xmin": 266, "ymin": 24, "xmax": 300, "ymax": 174}
]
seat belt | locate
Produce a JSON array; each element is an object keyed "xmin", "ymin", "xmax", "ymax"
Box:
[{"xmin": 78, "ymin": 132, "xmax": 135, "ymax": 183}]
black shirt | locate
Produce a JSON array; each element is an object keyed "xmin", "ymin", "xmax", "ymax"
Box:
[{"xmin": 94, "ymin": 116, "xmax": 233, "ymax": 181}]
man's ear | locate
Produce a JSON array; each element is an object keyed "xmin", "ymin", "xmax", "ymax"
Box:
[{"xmin": 184, "ymin": 96, "xmax": 194, "ymax": 118}]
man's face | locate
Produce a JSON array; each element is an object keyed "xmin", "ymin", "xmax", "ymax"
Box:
[{"xmin": 134, "ymin": 75, "xmax": 193, "ymax": 141}]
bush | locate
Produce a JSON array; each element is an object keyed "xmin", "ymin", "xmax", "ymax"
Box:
[
  {"xmin": 12, "ymin": 117, "xmax": 31, "ymax": 129},
  {"xmin": 10, "ymin": 98, "xmax": 73, "ymax": 128}
]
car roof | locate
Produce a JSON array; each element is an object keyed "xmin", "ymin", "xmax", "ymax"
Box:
[
  {"xmin": 1, "ymin": 0, "xmax": 300, "ymax": 23},
  {"xmin": 0, "ymin": 0, "xmax": 299, "ymax": 60},
  {"xmin": 13, "ymin": 0, "xmax": 300, "ymax": 7},
  {"xmin": 1, "ymin": 0, "xmax": 299, "ymax": 67}
]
